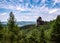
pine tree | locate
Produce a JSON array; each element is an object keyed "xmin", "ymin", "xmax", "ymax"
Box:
[
  {"xmin": 7, "ymin": 12, "xmax": 15, "ymax": 43},
  {"xmin": 7, "ymin": 12, "xmax": 16, "ymax": 31}
]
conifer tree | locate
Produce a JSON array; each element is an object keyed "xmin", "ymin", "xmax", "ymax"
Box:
[
  {"xmin": 7, "ymin": 12, "xmax": 20, "ymax": 43},
  {"xmin": 7, "ymin": 12, "xmax": 16, "ymax": 31}
]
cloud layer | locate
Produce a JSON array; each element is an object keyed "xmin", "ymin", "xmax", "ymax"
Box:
[{"xmin": 0, "ymin": 0, "xmax": 60, "ymax": 21}]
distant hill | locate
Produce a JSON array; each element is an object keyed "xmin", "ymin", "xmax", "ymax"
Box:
[
  {"xmin": 1, "ymin": 21, "xmax": 36, "ymax": 27},
  {"xmin": 20, "ymin": 24, "xmax": 36, "ymax": 29}
]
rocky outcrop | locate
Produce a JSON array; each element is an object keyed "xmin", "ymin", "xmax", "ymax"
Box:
[{"xmin": 37, "ymin": 17, "xmax": 45, "ymax": 26}]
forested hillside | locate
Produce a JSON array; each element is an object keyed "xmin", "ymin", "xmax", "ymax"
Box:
[{"xmin": 0, "ymin": 12, "xmax": 60, "ymax": 43}]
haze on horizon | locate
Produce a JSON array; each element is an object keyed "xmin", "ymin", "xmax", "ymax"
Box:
[{"xmin": 0, "ymin": 0, "xmax": 60, "ymax": 22}]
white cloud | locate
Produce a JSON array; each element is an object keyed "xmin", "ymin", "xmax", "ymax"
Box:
[
  {"xmin": 13, "ymin": 4, "xmax": 60, "ymax": 21},
  {"xmin": 1, "ymin": 13, "xmax": 7, "ymax": 16},
  {"xmin": 0, "ymin": 13, "xmax": 9, "ymax": 21},
  {"xmin": 16, "ymin": 6, "xmax": 24, "ymax": 10},
  {"xmin": 55, "ymin": 0, "xmax": 60, "ymax": 3},
  {"xmin": 49, "ymin": 9, "xmax": 59, "ymax": 14},
  {"xmin": 0, "ymin": 0, "xmax": 60, "ymax": 21},
  {"xmin": 14, "ymin": 15, "xmax": 39, "ymax": 21}
]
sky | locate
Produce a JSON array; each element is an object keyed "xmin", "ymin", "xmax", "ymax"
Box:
[{"xmin": 0, "ymin": 0, "xmax": 60, "ymax": 21}]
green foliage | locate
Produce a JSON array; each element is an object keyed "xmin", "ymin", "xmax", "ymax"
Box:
[
  {"xmin": 50, "ymin": 15, "xmax": 60, "ymax": 43},
  {"xmin": 0, "ymin": 12, "xmax": 60, "ymax": 43},
  {"xmin": 7, "ymin": 12, "xmax": 16, "ymax": 31},
  {"xmin": 25, "ymin": 29, "xmax": 40, "ymax": 43},
  {"xmin": 0, "ymin": 21, "xmax": 4, "ymax": 42},
  {"xmin": 40, "ymin": 27, "xmax": 46, "ymax": 43}
]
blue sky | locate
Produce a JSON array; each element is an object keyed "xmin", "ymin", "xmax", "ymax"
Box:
[{"xmin": 0, "ymin": 0, "xmax": 60, "ymax": 21}]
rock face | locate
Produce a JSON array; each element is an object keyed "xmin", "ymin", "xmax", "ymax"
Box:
[{"xmin": 37, "ymin": 17, "xmax": 44, "ymax": 26}]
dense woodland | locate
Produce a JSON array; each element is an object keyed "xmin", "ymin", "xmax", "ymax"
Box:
[{"xmin": 0, "ymin": 12, "xmax": 60, "ymax": 43}]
